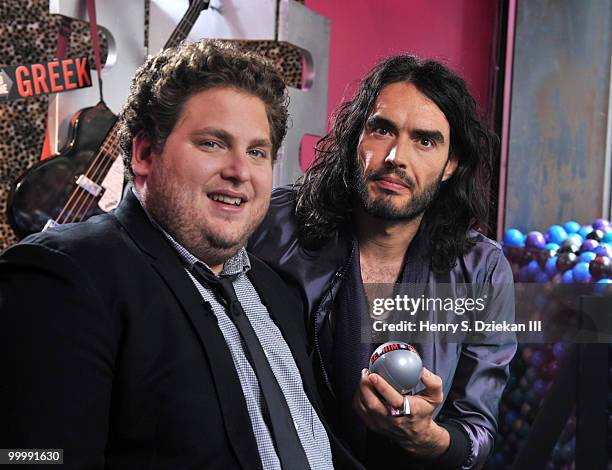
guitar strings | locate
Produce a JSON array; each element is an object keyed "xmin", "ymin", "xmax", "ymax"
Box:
[{"xmin": 57, "ymin": 4, "xmax": 202, "ymax": 226}]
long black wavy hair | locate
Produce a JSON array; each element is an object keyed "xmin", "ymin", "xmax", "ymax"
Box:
[{"xmin": 295, "ymin": 55, "xmax": 496, "ymax": 274}]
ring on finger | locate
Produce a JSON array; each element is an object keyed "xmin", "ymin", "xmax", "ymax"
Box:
[{"xmin": 389, "ymin": 395, "xmax": 410, "ymax": 417}]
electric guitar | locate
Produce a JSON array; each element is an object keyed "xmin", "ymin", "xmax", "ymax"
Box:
[{"xmin": 7, "ymin": 0, "xmax": 210, "ymax": 239}]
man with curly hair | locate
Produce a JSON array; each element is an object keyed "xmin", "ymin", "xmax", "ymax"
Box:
[
  {"xmin": 249, "ymin": 55, "xmax": 516, "ymax": 469},
  {"xmin": 0, "ymin": 40, "xmax": 361, "ymax": 469}
]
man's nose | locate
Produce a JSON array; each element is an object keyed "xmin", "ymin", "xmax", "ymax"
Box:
[
  {"xmin": 221, "ymin": 150, "xmax": 250, "ymax": 183},
  {"xmin": 384, "ymin": 136, "xmax": 410, "ymax": 169}
]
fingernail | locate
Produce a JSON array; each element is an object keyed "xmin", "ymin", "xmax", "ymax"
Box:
[
  {"xmin": 361, "ymin": 368, "xmax": 368, "ymax": 376},
  {"xmin": 370, "ymin": 374, "xmax": 378, "ymax": 384}
]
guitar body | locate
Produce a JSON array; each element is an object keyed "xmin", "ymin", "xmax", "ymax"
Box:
[{"xmin": 7, "ymin": 102, "xmax": 117, "ymax": 239}]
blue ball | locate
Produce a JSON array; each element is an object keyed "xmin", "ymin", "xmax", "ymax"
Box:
[
  {"xmin": 604, "ymin": 232, "xmax": 612, "ymax": 244},
  {"xmin": 579, "ymin": 252, "xmax": 597, "ymax": 263},
  {"xmin": 564, "ymin": 221, "xmax": 581, "ymax": 234},
  {"xmin": 535, "ymin": 271, "xmax": 550, "ymax": 283},
  {"xmin": 595, "ymin": 278, "xmax": 612, "ymax": 295},
  {"xmin": 545, "ymin": 256, "xmax": 558, "ymax": 276},
  {"xmin": 572, "ymin": 262, "xmax": 592, "ymax": 283},
  {"xmin": 544, "ymin": 242, "xmax": 560, "ymax": 251},
  {"xmin": 527, "ymin": 260, "xmax": 540, "ymax": 279},
  {"xmin": 552, "ymin": 343, "xmax": 566, "ymax": 360},
  {"xmin": 562, "ymin": 270, "xmax": 574, "ymax": 284},
  {"xmin": 579, "ymin": 225, "xmax": 594, "ymax": 239},
  {"xmin": 503, "ymin": 228, "xmax": 525, "ymax": 247},
  {"xmin": 547, "ymin": 225, "xmax": 568, "ymax": 244},
  {"xmin": 518, "ymin": 265, "xmax": 531, "ymax": 282}
]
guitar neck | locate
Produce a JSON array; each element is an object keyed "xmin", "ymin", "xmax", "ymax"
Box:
[
  {"xmin": 91, "ymin": 0, "xmax": 208, "ymax": 183},
  {"xmin": 164, "ymin": 0, "xmax": 208, "ymax": 48}
]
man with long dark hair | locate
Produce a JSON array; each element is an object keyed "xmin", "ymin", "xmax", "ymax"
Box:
[{"xmin": 250, "ymin": 55, "xmax": 516, "ymax": 468}]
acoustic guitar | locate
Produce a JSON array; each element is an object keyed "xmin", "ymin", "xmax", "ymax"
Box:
[{"xmin": 7, "ymin": 0, "xmax": 210, "ymax": 239}]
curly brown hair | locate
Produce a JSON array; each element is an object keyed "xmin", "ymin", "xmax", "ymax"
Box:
[{"xmin": 118, "ymin": 39, "xmax": 289, "ymax": 180}]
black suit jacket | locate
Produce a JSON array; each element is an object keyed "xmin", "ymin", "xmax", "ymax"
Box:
[{"xmin": 0, "ymin": 191, "xmax": 360, "ymax": 469}]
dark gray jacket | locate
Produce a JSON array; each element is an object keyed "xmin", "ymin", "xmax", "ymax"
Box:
[{"xmin": 249, "ymin": 187, "xmax": 517, "ymax": 469}]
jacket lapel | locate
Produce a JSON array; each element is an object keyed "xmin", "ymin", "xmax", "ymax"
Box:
[{"xmin": 114, "ymin": 191, "xmax": 262, "ymax": 470}]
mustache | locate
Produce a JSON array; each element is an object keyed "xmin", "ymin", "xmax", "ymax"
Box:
[{"xmin": 366, "ymin": 167, "xmax": 416, "ymax": 190}]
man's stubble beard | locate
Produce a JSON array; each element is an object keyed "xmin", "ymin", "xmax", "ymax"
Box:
[
  {"xmin": 144, "ymin": 163, "xmax": 264, "ymax": 267},
  {"xmin": 353, "ymin": 161, "xmax": 445, "ymax": 221}
]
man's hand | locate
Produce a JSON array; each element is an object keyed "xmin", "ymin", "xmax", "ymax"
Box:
[{"xmin": 353, "ymin": 367, "xmax": 450, "ymax": 459}]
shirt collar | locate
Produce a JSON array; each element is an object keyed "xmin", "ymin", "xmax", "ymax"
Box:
[{"xmin": 131, "ymin": 187, "xmax": 251, "ymax": 276}]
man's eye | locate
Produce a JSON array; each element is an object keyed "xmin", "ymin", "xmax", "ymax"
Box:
[
  {"xmin": 419, "ymin": 138, "xmax": 434, "ymax": 148},
  {"xmin": 200, "ymin": 140, "xmax": 220, "ymax": 149},
  {"xmin": 248, "ymin": 149, "xmax": 268, "ymax": 159},
  {"xmin": 374, "ymin": 127, "xmax": 391, "ymax": 136}
]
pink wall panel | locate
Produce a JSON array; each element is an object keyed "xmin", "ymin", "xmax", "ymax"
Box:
[{"xmin": 305, "ymin": 0, "xmax": 498, "ymax": 121}]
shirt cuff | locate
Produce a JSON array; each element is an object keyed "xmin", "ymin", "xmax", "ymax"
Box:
[{"xmin": 425, "ymin": 420, "xmax": 471, "ymax": 469}]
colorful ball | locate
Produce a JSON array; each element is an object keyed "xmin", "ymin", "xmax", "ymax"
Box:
[
  {"xmin": 563, "ymin": 220, "xmax": 581, "ymax": 233},
  {"xmin": 559, "ymin": 236, "xmax": 582, "ymax": 253},
  {"xmin": 545, "ymin": 256, "xmax": 558, "ymax": 277},
  {"xmin": 579, "ymin": 225, "xmax": 594, "ymax": 239},
  {"xmin": 580, "ymin": 239, "xmax": 599, "ymax": 253},
  {"xmin": 546, "ymin": 225, "xmax": 567, "ymax": 244},
  {"xmin": 589, "ymin": 256, "xmax": 611, "ymax": 279},
  {"xmin": 572, "ymin": 262, "xmax": 592, "ymax": 283},
  {"xmin": 503, "ymin": 228, "xmax": 525, "ymax": 247},
  {"xmin": 593, "ymin": 218, "xmax": 611, "ymax": 231},
  {"xmin": 586, "ymin": 229, "xmax": 605, "ymax": 242},
  {"xmin": 556, "ymin": 252, "xmax": 578, "ymax": 272},
  {"xmin": 594, "ymin": 243, "xmax": 612, "ymax": 258},
  {"xmin": 552, "ymin": 342, "xmax": 566, "ymax": 360},
  {"xmin": 530, "ymin": 350, "xmax": 546, "ymax": 368},
  {"xmin": 526, "ymin": 231, "xmax": 546, "ymax": 250}
]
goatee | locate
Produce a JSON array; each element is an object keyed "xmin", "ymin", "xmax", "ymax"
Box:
[{"xmin": 353, "ymin": 164, "xmax": 444, "ymax": 221}]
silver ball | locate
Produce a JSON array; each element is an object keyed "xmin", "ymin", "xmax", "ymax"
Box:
[{"xmin": 369, "ymin": 341, "xmax": 423, "ymax": 394}]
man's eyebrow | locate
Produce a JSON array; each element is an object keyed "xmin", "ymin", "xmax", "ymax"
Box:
[
  {"xmin": 365, "ymin": 115, "xmax": 399, "ymax": 133},
  {"xmin": 190, "ymin": 128, "xmax": 272, "ymax": 148},
  {"xmin": 249, "ymin": 138, "xmax": 273, "ymax": 148},
  {"xmin": 411, "ymin": 129, "xmax": 445, "ymax": 144},
  {"xmin": 191, "ymin": 127, "xmax": 233, "ymax": 142}
]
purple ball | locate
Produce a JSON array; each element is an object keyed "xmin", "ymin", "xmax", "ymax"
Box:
[
  {"xmin": 595, "ymin": 243, "xmax": 612, "ymax": 258},
  {"xmin": 526, "ymin": 231, "xmax": 547, "ymax": 250},
  {"xmin": 580, "ymin": 239, "xmax": 599, "ymax": 253},
  {"xmin": 552, "ymin": 342, "xmax": 566, "ymax": 360},
  {"xmin": 533, "ymin": 378, "xmax": 548, "ymax": 396},
  {"xmin": 593, "ymin": 218, "xmax": 611, "ymax": 231}
]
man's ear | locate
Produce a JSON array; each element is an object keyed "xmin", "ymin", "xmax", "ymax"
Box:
[
  {"xmin": 442, "ymin": 154, "xmax": 458, "ymax": 182},
  {"xmin": 131, "ymin": 132, "xmax": 156, "ymax": 178}
]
